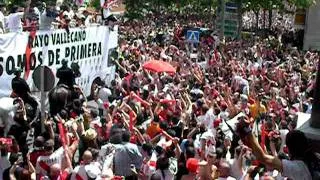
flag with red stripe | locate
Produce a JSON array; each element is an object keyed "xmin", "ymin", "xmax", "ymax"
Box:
[
  {"xmin": 58, "ymin": 122, "xmax": 67, "ymax": 149},
  {"xmin": 129, "ymin": 110, "xmax": 134, "ymax": 131},
  {"xmin": 24, "ymin": 29, "xmax": 36, "ymax": 80},
  {"xmin": 260, "ymin": 124, "xmax": 266, "ymax": 152},
  {"xmin": 39, "ymin": 161, "xmax": 50, "ymax": 173}
]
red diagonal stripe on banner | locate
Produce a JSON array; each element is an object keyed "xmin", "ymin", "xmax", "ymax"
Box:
[{"xmin": 24, "ymin": 29, "xmax": 36, "ymax": 80}]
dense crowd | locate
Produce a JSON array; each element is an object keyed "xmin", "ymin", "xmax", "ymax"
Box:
[
  {"xmin": 0, "ymin": 1, "xmax": 102, "ymax": 33},
  {"xmin": 0, "ymin": 3, "xmax": 320, "ymax": 180}
]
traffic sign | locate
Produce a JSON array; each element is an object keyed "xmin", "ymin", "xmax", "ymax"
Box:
[
  {"xmin": 32, "ymin": 66, "xmax": 55, "ymax": 92},
  {"xmin": 186, "ymin": 30, "xmax": 200, "ymax": 43}
]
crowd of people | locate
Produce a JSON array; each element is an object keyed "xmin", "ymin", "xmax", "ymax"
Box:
[
  {"xmin": 0, "ymin": 2, "xmax": 320, "ymax": 180},
  {"xmin": 0, "ymin": 1, "xmax": 102, "ymax": 33}
]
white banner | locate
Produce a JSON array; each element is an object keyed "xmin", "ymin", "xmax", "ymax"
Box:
[{"xmin": 0, "ymin": 26, "xmax": 118, "ymax": 97}]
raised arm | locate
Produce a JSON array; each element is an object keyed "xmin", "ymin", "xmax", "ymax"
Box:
[
  {"xmin": 239, "ymin": 119, "xmax": 282, "ymax": 171},
  {"xmin": 172, "ymin": 137, "xmax": 182, "ymax": 159},
  {"xmin": 26, "ymin": 153, "xmax": 36, "ymax": 180},
  {"xmin": 113, "ymin": 58, "xmax": 128, "ymax": 74}
]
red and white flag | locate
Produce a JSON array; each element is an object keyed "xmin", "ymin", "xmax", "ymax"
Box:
[{"xmin": 24, "ymin": 28, "xmax": 36, "ymax": 80}]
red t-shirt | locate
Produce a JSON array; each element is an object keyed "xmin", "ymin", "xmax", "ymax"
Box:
[
  {"xmin": 158, "ymin": 109, "xmax": 169, "ymax": 121},
  {"xmin": 30, "ymin": 150, "xmax": 46, "ymax": 166}
]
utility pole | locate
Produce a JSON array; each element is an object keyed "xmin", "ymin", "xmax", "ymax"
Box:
[{"xmin": 40, "ymin": 66, "xmax": 45, "ymax": 133}]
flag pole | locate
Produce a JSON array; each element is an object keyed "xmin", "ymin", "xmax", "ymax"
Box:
[{"xmin": 40, "ymin": 66, "xmax": 46, "ymax": 133}]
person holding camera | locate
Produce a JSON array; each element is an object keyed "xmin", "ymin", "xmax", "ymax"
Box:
[{"xmin": 236, "ymin": 116, "xmax": 318, "ymax": 180}]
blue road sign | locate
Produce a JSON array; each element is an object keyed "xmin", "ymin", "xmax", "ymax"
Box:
[{"xmin": 186, "ymin": 30, "xmax": 200, "ymax": 43}]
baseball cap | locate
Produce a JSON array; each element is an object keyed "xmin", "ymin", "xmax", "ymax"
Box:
[
  {"xmin": 85, "ymin": 164, "xmax": 101, "ymax": 179},
  {"xmin": 186, "ymin": 158, "xmax": 199, "ymax": 173}
]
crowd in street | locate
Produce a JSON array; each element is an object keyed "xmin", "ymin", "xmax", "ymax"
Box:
[
  {"xmin": 0, "ymin": 3, "xmax": 320, "ymax": 180},
  {"xmin": 0, "ymin": 1, "xmax": 102, "ymax": 33}
]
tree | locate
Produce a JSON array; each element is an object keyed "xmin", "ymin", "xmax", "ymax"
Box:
[
  {"xmin": 123, "ymin": 0, "xmax": 219, "ymax": 19},
  {"xmin": 242, "ymin": 0, "xmax": 318, "ymax": 30},
  {"xmin": 90, "ymin": 0, "xmax": 101, "ymax": 10},
  {"xmin": 123, "ymin": 0, "xmax": 149, "ymax": 19},
  {"xmin": 258, "ymin": 0, "xmax": 284, "ymax": 29},
  {"xmin": 289, "ymin": 0, "xmax": 316, "ymax": 8},
  {"xmin": 242, "ymin": 0, "xmax": 261, "ymax": 30}
]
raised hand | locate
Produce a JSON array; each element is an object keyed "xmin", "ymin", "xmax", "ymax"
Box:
[{"xmin": 235, "ymin": 116, "xmax": 252, "ymax": 139}]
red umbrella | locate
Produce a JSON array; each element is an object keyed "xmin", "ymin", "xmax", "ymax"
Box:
[{"xmin": 143, "ymin": 60, "xmax": 176, "ymax": 73}]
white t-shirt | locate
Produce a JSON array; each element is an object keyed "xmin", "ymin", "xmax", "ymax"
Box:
[
  {"xmin": 33, "ymin": 7, "xmax": 41, "ymax": 23},
  {"xmin": 196, "ymin": 114, "xmax": 206, "ymax": 124},
  {"xmin": 98, "ymin": 143, "xmax": 115, "ymax": 164},
  {"xmin": 0, "ymin": 97, "xmax": 19, "ymax": 136},
  {"xmin": 98, "ymin": 87, "xmax": 112, "ymax": 103},
  {"xmin": 85, "ymin": 15, "xmax": 92, "ymax": 27},
  {"xmin": 39, "ymin": 11, "xmax": 55, "ymax": 30},
  {"xmin": 279, "ymin": 129, "xmax": 289, "ymax": 153},
  {"xmin": 71, "ymin": 162, "xmax": 101, "ymax": 180},
  {"xmin": 36, "ymin": 147, "xmax": 64, "ymax": 176},
  {"xmin": 282, "ymin": 159, "xmax": 312, "ymax": 180},
  {"xmin": 7, "ymin": 12, "xmax": 23, "ymax": 32},
  {"xmin": 234, "ymin": 75, "xmax": 249, "ymax": 93},
  {"xmin": 202, "ymin": 108, "xmax": 216, "ymax": 130},
  {"xmin": 219, "ymin": 111, "xmax": 230, "ymax": 121},
  {"xmin": 194, "ymin": 130, "xmax": 216, "ymax": 156}
]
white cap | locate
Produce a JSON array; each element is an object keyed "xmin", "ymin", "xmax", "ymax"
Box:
[
  {"xmin": 85, "ymin": 164, "xmax": 101, "ymax": 178},
  {"xmin": 240, "ymin": 94, "xmax": 248, "ymax": 101}
]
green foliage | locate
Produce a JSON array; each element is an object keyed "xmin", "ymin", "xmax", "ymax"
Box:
[
  {"xmin": 242, "ymin": 0, "xmax": 316, "ymax": 13},
  {"xmin": 242, "ymin": 0, "xmax": 284, "ymax": 12},
  {"xmin": 5, "ymin": 0, "xmax": 26, "ymax": 7},
  {"xmin": 89, "ymin": 0, "xmax": 101, "ymax": 10},
  {"xmin": 5, "ymin": 0, "xmax": 57, "ymax": 8},
  {"xmin": 123, "ymin": 0, "xmax": 317, "ymax": 21},
  {"xmin": 123, "ymin": 0, "xmax": 218, "ymax": 19},
  {"xmin": 288, "ymin": 0, "xmax": 316, "ymax": 8}
]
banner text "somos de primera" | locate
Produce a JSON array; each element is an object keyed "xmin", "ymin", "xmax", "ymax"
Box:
[{"xmin": 0, "ymin": 29, "xmax": 102, "ymax": 76}]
